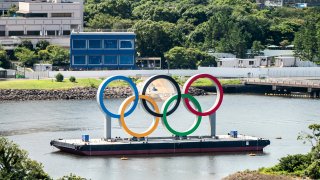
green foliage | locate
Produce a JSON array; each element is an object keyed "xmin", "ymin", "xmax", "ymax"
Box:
[
  {"xmin": 7, "ymin": 4, "xmax": 18, "ymax": 17},
  {"xmin": 38, "ymin": 49, "xmax": 50, "ymax": 62},
  {"xmin": 46, "ymin": 45, "xmax": 70, "ymax": 66},
  {"xmin": 251, "ymin": 41, "xmax": 264, "ymax": 56},
  {"xmin": 36, "ymin": 40, "xmax": 50, "ymax": 51},
  {"xmin": 69, "ymin": 76, "xmax": 76, "ymax": 83},
  {"xmin": 294, "ymin": 16, "xmax": 320, "ymax": 61},
  {"xmin": 165, "ymin": 47, "xmax": 204, "ymax": 69},
  {"xmin": 18, "ymin": 40, "xmax": 34, "ymax": 51},
  {"xmin": 55, "ymin": 73, "xmax": 64, "ymax": 82},
  {"xmin": 14, "ymin": 47, "xmax": 37, "ymax": 66},
  {"xmin": 58, "ymin": 173, "xmax": 87, "ymax": 180},
  {"xmin": 81, "ymin": 0, "xmax": 320, "ymax": 65},
  {"xmin": 277, "ymin": 154, "xmax": 311, "ymax": 173},
  {"xmin": 0, "ymin": 49, "xmax": 10, "ymax": 68},
  {"xmin": 0, "ymin": 137, "xmax": 50, "ymax": 179},
  {"xmin": 305, "ymin": 160, "xmax": 320, "ymax": 179},
  {"xmin": 259, "ymin": 124, "xmax": 320, "ymax": 179}
]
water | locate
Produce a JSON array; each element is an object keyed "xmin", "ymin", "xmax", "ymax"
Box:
[{"xmin": 0, "ymin": 95, "xmax": 319, "ymax": 179}]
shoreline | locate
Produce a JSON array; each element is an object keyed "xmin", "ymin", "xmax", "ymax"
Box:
[{"xmin": 0, "ymin": 87, "xmax": 207, "ymax": 102}]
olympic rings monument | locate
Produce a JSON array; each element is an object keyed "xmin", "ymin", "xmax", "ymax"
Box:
[{"xmin": 50, "ymin": 74, "xmax": 270, "ymax": 156}]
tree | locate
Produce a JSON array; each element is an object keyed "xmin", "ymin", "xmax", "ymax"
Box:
[
  {"xmin": 18, "ymin": 40, "xmax": 34, "ymax": 51},
  {"xmin": 0, "ymin": 137, "xmax": 50, "ymax": 179},
  {"xmin": 7, "ymin": 4, "xmax": 18, "ymax": 17},
  {"xmin": 14, "ymin": 47, "xmax": 37, "ymax": 66},
  {"xmin": 164, "ymin": 46, "xmax": 213, "ymax": 69},
  {"xmin": 294, "ymin": 20, "xmax": 318, "ymax": 61},
  {"xmin": 0, "ymin": 49, "xmax": 10, "ymax": 69},
  {"xmin": 36, "ymin": 40, "xmax": 50, "ymax": 51},
  {"xmin": 46, "ymin": 45, "xmax": 70, "ymax": 66},
  {"xmin": 133, "ymin": 20, "xmax": 180, "ymax": 58},
  {"xmin": 251, "ymin": 41, "xmax": 264, "ymax": 56},
  {"xmin": 38, "ymin": 49, "xmax": 50, "ymax": 62},
  {"xmin": 298, "ymin": 124, "xmax": 320, "ymax": 149}
]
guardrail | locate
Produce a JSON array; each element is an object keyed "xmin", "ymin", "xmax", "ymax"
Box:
[{"xmin": 245, "ymin": 79, "xmax": 320, "ymax": 89}]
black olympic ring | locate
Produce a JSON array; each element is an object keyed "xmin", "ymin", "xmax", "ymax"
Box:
[{"xmin": 141, "ymin": 75, "xmax": 181, "ymax": 117}]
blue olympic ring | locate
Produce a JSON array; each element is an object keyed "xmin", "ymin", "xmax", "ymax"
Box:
[{"xmin": 97, "ymin": 76, "xmax": 139, "ymax": 118}]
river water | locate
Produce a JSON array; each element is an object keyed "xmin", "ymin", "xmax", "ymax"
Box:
[{"xmin": 0, "ymin": 95, "xmax": 319, "ymax": 180}]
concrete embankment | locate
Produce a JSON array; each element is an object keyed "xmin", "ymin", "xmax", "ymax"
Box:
[{"xmin": 0, "ymin": 87, "xmax": 206, "ymax": 102}]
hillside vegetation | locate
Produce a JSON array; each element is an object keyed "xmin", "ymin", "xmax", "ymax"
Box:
[{"xmin": 84, "ymin": 0, "xmax": 320, "ymax": 67}]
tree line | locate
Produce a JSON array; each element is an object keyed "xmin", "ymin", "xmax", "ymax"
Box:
[
  {"xmin": 84, "ymin": 0, "xmax": 320, "ymax": 68},
  {"xmin": 0, "ymin": 40, "xmax": 69, "ymax": 69}
]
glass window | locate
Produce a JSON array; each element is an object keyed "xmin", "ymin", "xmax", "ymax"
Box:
[
  {"xmin": 104, "ymin": 56, "xmax": 118, "ymax": 65},
  {"xmin": 249, "ymin": 61, "xmax": 254, "ymax": 65},
  {"xmin": 88, "ymin": 56, "xmax": 102, "ymax": 65},
  {"xmin": 104, "ymin": 40, "xmax": 117, "ymax": 49},
  {"xmin": 73, "ymin": 56, "xmax": 86, "ymax": 65},
  {"xmin": 120, "ymin": 40, "xmax": 133, "ymax": 49},
  {"xmin": 119, "ymin": 55, "xmax": 134, "ymax": 65},
  {"xmin": 89, "ymin": 40, "xmax": 102, "ymax": 49},
  {"xmin": 73, "ymin": 40, "xmax": 86, "ymax": 49}
]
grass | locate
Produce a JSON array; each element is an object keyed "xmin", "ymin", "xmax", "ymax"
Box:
[
  {"xmin": 0, "ymin": 77, "xmax": 241, "ymax": 90},
  {"xmin": 0, "ymin": 78, "xmax": 130, "ymax": 90},
  {"xmin": 191, "ymin": 78, "xmax": 242, "ymax": 86}
]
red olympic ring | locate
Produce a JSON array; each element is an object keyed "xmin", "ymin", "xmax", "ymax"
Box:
[{"xmin": 182, "ymin": 74, "xmax": 224, "ymax": 116}]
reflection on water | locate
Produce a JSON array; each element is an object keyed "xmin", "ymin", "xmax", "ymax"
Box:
[{"xmin": 0, "ymin": 95, "xmax": 319, "ymax": 179}]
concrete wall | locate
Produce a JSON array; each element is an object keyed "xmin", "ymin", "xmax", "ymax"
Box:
[{"xmin": 46, "ymin": 67, "xmax": 320, "ymax": 79}]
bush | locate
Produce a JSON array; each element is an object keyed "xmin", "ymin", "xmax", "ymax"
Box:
[
  {"xmin": 277, "ymin": 154, "xmax": 311, "ymax": 173},
  {"xmin": 0, "ymin": 137, "xmax": 50, "ymax": 179},
  {"xmin": 69, "ymin": 76, "xmax": 76, "ymax": 83},
  {"xmin": 55, "ymin": 73, "xmax": 64, "ymax": 82},
  {"xmin": 305, "ymin": 160, "xmax": 320, "ymax": 179}
]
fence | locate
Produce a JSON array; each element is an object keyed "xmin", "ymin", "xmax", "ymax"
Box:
[{"xmin": 12, "ymin": 67, "xmax": 320, "ymax": 79}]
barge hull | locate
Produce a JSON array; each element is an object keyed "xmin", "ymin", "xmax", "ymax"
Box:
[{"xmin": 51, "ymin": 136, "xmax": 270, "ymax": 156}]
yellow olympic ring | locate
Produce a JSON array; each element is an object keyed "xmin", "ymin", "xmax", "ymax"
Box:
[{"xmin": 118, "ymin": 95, "xmax": 160, "ymax": 138}]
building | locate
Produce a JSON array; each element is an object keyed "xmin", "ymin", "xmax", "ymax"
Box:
[
  {"xmin": 274, "ymin": 56, "xmax": 296, "ymax": 67},
  {"xmin": 238, "ymin": 59, "xmax": 260, "ymax": 68},
  {"xmin": 217, "ymin": 58, "xmax": 238, "ymax": 68},
  {"xmin": 0, "ymin": 0, "xmax": 83, "ymax": 48},
  {"xmin": 70, "ymin": 32, "xmax": 136, "ymax": 70},
  {"xmin": 254, "ymin": 56, "xmax": 272, "ymax": 67},
  {"xmin": 136, "ymin": 57, "xmax": 161, "ymax": 69},
  {"xmin": 258, "ymin": 0, "xmax": 320, "ymax": 7}
]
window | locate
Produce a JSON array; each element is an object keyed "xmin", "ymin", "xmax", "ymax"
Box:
[
  {"xmin": 119, "ymin": 55, "xmax": 134, "ymax": 65},
  {"xmin": 219, "ymin": 62, "xmax": 222, "ymax": 66},
  {"xmin": 27, "ymin": 31, "xmax": 40, "ymax": 36},
  {"xmin": 104, "ymin": 40, "xmax": 117, "ymax": 49},
  {"xmin": 89, "ymin": 40, "xmax": 102, "ymax": 49},
  {"xmin": 88, "ymin": 56, "xmax": 102, "ymax": 65},
  {"xmin": 119, "ymin": 40, "xmax": 133, "ymax": 49},
  {"xmin": 73, "ymin": 56, "xmax": 86, "ymax": 65},
  {"xmin": 47, "ymin": 31, "xmax": 55, "ymax": 36},
  {"xmin": 63, "ymin": 31, "xmax": 70, "ymax": 35},
  {"xmin": 9, "ymin": 31, "xmax": 24, "ymax": 36},
  {"xmin": 249, "ymin": 61, "xmax": 254, "ymax": 65},
  {"xmin": 104, "ymin": 56, "xmax": 118, "ymax": 65},
  {"xmin": 73, "ymin": 40, "xmax": 86, "ymax": 49},
  {"xmin": 0, "ymin": 31, "xmax": 5, "ymax": 36},
  {"xmin": 17, "ymin": 13, "xmax": 48, "ymax": 18},
  {"xmin": 51, "ymin": 13, "xmax": 72, "ymax": 17}
]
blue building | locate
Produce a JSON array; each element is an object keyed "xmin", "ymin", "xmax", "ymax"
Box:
[{"xmin": 70, "ymin": 32, "xmax": 136, "ymax": 70}]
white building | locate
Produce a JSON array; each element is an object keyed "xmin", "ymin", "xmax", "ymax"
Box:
[
  {"xmin": 239, "ymin": 58, "xmax": 260, "ymax": 68},
  {"xmin": 275, "ymin": 56, "xmax": 296, "ymax": 67},
  {"xmin": 0, "ymin": 0, "xmax": 83, "ymax": 48},
  {"xmin": 254, "ymin": 56, "xmax": 272, "ymax": 67},
  {"xmin": 217, "ymin": 58, "xmax": 238, "ymax": 68}
]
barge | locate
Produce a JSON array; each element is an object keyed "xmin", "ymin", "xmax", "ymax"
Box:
[{"xmin": 50, "ymin": 135, "xmax": 270, "ymax": 156}]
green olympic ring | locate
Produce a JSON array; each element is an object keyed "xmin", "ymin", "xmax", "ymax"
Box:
[{"xmin": 161, "ymin": 94, "xmax": 202, "ymax": 136}]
